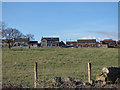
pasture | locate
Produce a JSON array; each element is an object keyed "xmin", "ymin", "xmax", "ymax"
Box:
[{"xmin": 2, "ymin": 48, "xmax": 118, "ymax": 87}]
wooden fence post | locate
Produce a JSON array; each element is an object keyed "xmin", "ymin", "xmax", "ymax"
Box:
[
  {"xmin": 34, "ymin": 62, "xmax": 37, "ymax": 88},
  {"xmin": 88, "ymin": 62, "xmax": 91, "ymax": 83}
]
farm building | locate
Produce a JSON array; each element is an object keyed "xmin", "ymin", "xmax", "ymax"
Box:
[
  {"xmin": 41, "ymin": 37, "xmax": 59, "ymax": 47},
  {"xmin": 66, "ymin": 41, "xmax": 77, "ymax": 48},
  {"xmin": 77, "ymin": 39, "xmax": 97, "ymax": 48},
  {"xmin": 100, "ymin": 39, "xmax": 116, "ymax": 48},
  {"xmin": 13, "ymin": 38, "xmax": 29, "ymax": 47},
  {"xmin": 28, "ymin": 41, "xmax": 38, "ymax": 48}
]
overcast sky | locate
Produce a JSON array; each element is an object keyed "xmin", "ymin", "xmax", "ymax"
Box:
[{"xmin": 2, "ymin": 2, "xmax": 118, "ymax": 42}]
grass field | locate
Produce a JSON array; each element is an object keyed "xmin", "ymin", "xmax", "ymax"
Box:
[{"xmin": 2, "ymin": 48, "xmax": 118, "ymax": 87}]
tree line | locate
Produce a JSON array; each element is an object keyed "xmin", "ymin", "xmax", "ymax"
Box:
[{"xmin": 1, "ymin": 22, "xmax": 34, "ymax": 48}]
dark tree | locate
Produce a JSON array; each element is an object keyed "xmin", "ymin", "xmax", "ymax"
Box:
[
  {"xmin": 1, "ymin": 22, "xmax": 35, "ymax": 48},
  {"xmin": 2, "ymin": 28, "xmax": 24, "ymax": 48}
]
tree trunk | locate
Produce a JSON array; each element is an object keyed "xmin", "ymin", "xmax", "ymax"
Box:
[{"xmin": 8, "ymin": 43, "xmax": 11, "ymax": 49}]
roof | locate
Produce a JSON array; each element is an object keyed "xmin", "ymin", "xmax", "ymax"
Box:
[
  {"xmin": 96, "ymin": 41, "xmax": 100, "ymax": 44},
  {"xmin": 0, "ymin": 39, "xmax": 12, "ymax": 43},
  {"xmin": 117, "ymin": 40, "xmax": 120, "ymax": 42},
  {"xmin": 77, "ymin": 39, "xmax": 96, "ymax": 41},
  {"xmin": 103, "ymin": 39, "xmax": 116, "ymax": 42},
  {"xmin": 41, "ymin": 37, "xmax": 59, "ymax": 41},
  {"xmin": 29, "ymin": 41, "xmax": 38, "ymax": 44},
  {"xmin": 15, "ymin": 38, "xmax": 29, "ymax": 42}
]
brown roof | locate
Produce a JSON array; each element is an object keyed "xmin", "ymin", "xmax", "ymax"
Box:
[
  {"xmin": 66, "ymin": 41, "xmax": 77, "ymax": 44},
  {"xmin": 15, "ymin": 38, "xmax": 29, "ymax": 42},
  {"xmin": 103, "ymin": 39, "xmax": 116, "ymax": 42}
]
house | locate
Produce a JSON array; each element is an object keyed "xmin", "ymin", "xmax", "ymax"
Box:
[
  {"xmin": 66, "ymin": 41, "xmax": 77, "ymax": 48},
  {"xmin": 0, "ymin": 39, "xmax": 9, "ymax": 48},
  {"xmin": 59, "ymin": 41, "xmax": 66, "ymax": 48},
  {"xmin": 116, "ymin": 40, "xmax": 120, "ymax": 48},
  {"xmin": 100, "ymin": 39, "xmax": 116, "ymax": 48},
  {"xmin": 0, "ymin": 39, "xmax": 14, "ymax": 48},
  {"xmin": 1, "ymin": 38, "xmax": 29, "ymax": 48},
  {"xmin": 77, "ymin": 39, "xmax": 97, "ymax": 48},
  {"xmin": 13, "ymin": 38, "xmax": 29, "ymax": 47},
  {"xmin": 41, "ymin": 37, "xmax": 59, "ymax": 47},
  {"xmin": 37, "ymin": 43, "xmax": 41, "ymax": 47},
  {"xmin": 29, "ymin": 41, "xmax": 38, "ymax": 48},
  {"xmin": 96, "ymin": 41, "xmax": 101, "ymax": 48}
]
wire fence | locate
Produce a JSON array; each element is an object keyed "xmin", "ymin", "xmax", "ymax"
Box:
[{"xmin": 2, "ymin": 61, "xmax": 89, "ymax": 88}]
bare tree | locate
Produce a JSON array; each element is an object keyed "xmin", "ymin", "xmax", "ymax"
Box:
[
  {"xmin": 25, "ymin": 33, "xmax": 34, "ymax": 41},
  {"xmin": 2, "ymin": 28, "xmax": 24, "ymax": 48},
  {"xmin": 0, "ymin": 22, "xmax": 7, "ymax": 38},
  {"xmin": 0, "ymin": 22, "xmax": 7, "ymax": 31},
  {"xmin": 1, "ymin": 22, "xmax": 35, "ymax": 48}
]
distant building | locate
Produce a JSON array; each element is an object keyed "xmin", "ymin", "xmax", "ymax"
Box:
[
  {"xmin": 0, "ymin": 39, "xmax": 10, "ymax": 48},
  {"xmin": 41, "ymin": 37, "xmax": 59, "ymax": 47},
  {"xmin": 116, "ymin": 40, "xmax": 120, "ymax": 48},
  {"xmin": 59, "ymin": 41, "xmax": 66, "ymax": 47},
  {"xmin": 66, "ymin": 41, "xmax": 77, "ymax": 48},
  {"xmin": 77, "ymin": 39, "xmax": 97, "ymax": 48},
  {"xmin": 37, "ymin": 43, "xmax": 41, "ymax": 47},
  {"xmin": 1, "ymin": 38, "xmax": 29, "ymax": 48},
  {"xmin": 100, "ymin": 39, "xmax": 116, "ymax": 48},
  {"xmin": 96, "ymin": 41, "xmax": 101, "ymax": 48},
  {"xmin": 13, "ymin": 38, "xmax": 29, "ymax": 47},
  {"xmin": 29, "ymin": 41, "xmax": 38, "ymax": 48}
]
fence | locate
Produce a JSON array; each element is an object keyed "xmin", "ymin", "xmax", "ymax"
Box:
[
  {"xmin": 3, "ymin": 61, "xmax": 91, "ymax": 88},
  {"xmin": 34, "ymin": 62, "xmax": 91, "ymax": 88}
]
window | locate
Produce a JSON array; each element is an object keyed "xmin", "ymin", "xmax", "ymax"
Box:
[
  {"xmin": 47, "ymin": 44, "xmax": 51, "ymax": 46},
  {"xmin": 52, "ymin": 41, "xmax": 55, "ymax": 44},
  {"xmin": 42, "ymin": 40, "xmax": 46, "ymax": 42},
  {"xmin": 70, "ymin": 44, "xmax": 73, "ymax": 45},
  {"xmin": 78, "ymin": 45, "xmax": 82, "ymax": 47},
  {"xmin": 42, "ymin": 44, "xmax": 46, "ymax": 46},
  {"xmin": 105, "ymin": 42, "xmax": 108, "ymax": 44},
  {"xmin": 52, "ymin": 44, "xmax": 55, "ymax": 46},
  {"xmin": 47, "ymin": 41, "xmax": 51, "ymax": 43}
]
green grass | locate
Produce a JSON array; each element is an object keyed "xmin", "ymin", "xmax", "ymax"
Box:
[{"xmin": 2, "ymin": 48, "xmax": 118, "ymax": 87}]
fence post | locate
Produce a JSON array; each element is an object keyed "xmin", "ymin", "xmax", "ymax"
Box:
[
  {"xmin": 88, "ymin": 62, "xmax": 91, "ymax": 83},
  {"xmin": 34, "ymin": 62, "xmax": 37, "ymax": 88}
]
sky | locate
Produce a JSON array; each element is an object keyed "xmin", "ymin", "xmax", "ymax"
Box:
[{"xmin": 2, "ymin": 2, "xmax": 118, "ymax": 42}]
